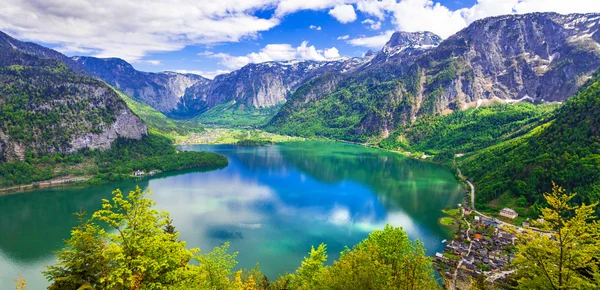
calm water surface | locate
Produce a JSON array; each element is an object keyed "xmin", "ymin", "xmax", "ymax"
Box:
[{"xmin": 0, "ymin": 142, "xmax": 463, "ymax": 289}]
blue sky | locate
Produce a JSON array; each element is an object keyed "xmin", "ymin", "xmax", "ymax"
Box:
[{"xmin": 0, "ymin": 0, "xmax": 598, "ymax": 78}]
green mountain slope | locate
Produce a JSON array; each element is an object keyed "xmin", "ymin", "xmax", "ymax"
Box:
[
  {"xmin": 0, "ymin": 32, "xmax": 227, "ymax": 189},
  {"xmin": 380, "ymin": 103, "xmax": 558, "ymax": 154},
  {"xmin": 0, "ymin": 49, "xmax": 146, "ymax": 162},
  {"xmin": 460, "ymin": 71, "xmax": 600, "ymax": 214},
  {"xmin": 195, "ymin": 100, "xmax": 282, "ymax": 127},
  {"xmin": 116, "ymin": 91, "xmax": 204, "ymax": 140}
]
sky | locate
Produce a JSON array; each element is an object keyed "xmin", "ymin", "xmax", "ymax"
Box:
[{"xmin": 1, "ymin": 0, "xmax": 599, "ymax": 79}]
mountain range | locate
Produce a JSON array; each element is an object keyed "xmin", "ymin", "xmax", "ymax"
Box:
[
  {"xmin": 66, "ymin": 13, "xmax": 600, "ymax": 137},
  {"xmin": 1, "ymin": 11, "xmax": 599, "ymax": 210}
]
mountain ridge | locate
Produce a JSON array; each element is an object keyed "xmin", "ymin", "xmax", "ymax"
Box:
[
  {"xmin": 267, "ymin": 12, "xmax": 600, "ymax": 140},
  {"xmin": 0, "ymin": 33, "xmax": 148, "ymax": 162}
]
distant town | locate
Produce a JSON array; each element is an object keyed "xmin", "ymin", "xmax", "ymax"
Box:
[{"xmin": 435, "ymin": 202, "xmax": 550, "ymax": 289}]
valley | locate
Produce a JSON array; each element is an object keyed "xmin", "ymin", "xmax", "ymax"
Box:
[{"xmin": 0, "ymin": 7, "xmax": 599, "ymax": 290}]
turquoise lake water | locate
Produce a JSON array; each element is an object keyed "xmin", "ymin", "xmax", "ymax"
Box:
[{"xmin": 0, "ymin": 142, "xmax": 463, "ymax": 289}]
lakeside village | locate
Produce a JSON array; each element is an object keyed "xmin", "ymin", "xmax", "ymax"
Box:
[{"xmin": 434, "ymin": 199, "xmax": 549, "ymax": 288}]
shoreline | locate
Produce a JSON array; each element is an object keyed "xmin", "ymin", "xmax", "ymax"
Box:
[{"xmin": 0, "ymin": 176, "xmax": 90, "ymax": 196}]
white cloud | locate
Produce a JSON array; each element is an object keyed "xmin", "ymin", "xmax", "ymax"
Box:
[
  {"xmin": 356, "ymin": 0, "xmax": 600, "ymax": 39},
  {"xmin": 208, "ymin": 41, "xmax": 341, "ymax": 69},
  {"xmin": 0, "ymin": 0, "xmax": 280, "ymax": 61},
  {"xmin": 172, "ymin": 69, "xmax": 230, "ymax": 79},
  {"xmin": 329, "ymin": 4, "xmax": 358, "ymax": 23},
  {"xmin": 337, "ymin": 35, "xmax": 350, "ymax": 40},
  {"xmin": 348, "ymin": 30, "xmax": 395, "ymax": 49},
  {"xmin": 1, "ymin": 0, "xmax": 599, "ymax": 65},
  {"xmin": 275, "ymin": 0, "xmax": 339, "ymax": 16},
  {"xmin": 309, "ymin": 25, "xmax": 322, "ymax": 31},
  {"xmin": 323, "ymin": 47, "xmax": 341, "ymax": 58},
  {"xmin": 133, "ymin": 59, "xmax": 162, "ymax": 66},
  {"xmin": 362, "ymin": 19, "xmax": 382, "ymax": 30}
]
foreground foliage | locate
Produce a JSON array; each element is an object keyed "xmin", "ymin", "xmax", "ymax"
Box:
[
  {"xmin": 510, "ymin": 184, "xmax": 600, "ymax": 289},
  {"xmin": 43, "ymin": 187, "xmax": 439, "ymax": 290}
]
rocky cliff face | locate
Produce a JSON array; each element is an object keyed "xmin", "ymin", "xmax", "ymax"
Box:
[
  {"xmin": 412, "ymin": 12, "xmax": 600, "ymax": 113},
  {"xmin": 269, "ymin": 12, "xmax": 600, "ymax": 140},
  {"xmin": 0, "ymin": 32, "xmax": 147, "ymax": 161},
  {"xmin": 73, "ymin": 56, "xmax": 210, "ymax": 113},
  {"xmin": 177, "ymin": 57, "xmax": 370, "ymax": 116},
  {"xmin": 70, "ymin": 109, "xmax": 147, "ymax": 152},
  {"xmin": 370, "ymin": 31, "xmax": 442, "ymax": 65},
  {"xmin": 0, "ymin": 31, "xmax": 92, "ymax": 77}
]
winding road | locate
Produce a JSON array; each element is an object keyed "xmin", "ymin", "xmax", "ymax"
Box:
[{"xmin": 454, "ymin": 158, "xmax": 553, "ymax": 233}]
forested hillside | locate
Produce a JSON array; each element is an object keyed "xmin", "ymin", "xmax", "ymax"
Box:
[
  {"xmin": 0, "ymin": 49, "xmax": 146, "ymax": 162},
  {"xmin": 0, "ymin": 31, "xmax": 227, "ymax": 189},
  {"xmin": 460, "ymin": 71, "xmax": 600, "ymax": 214},
  {"xmin": 380, "ymin": 103, "xmax": 558, "ymax": 154}
]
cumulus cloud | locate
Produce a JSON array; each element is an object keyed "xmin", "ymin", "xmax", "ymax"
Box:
[
  {"xmin": 207, "ymin": 41, "xmax": 341, "ymax": 69},
  {"xmin": 1, "ymin": 0, "xmax": 599, "ymax": 63},
  {"xmin": 309, "ymin": 25, "xmax": 322, "ymax": 30},
  {"xmin": 356, "ymin": 0, "xmax": 600, "ymax": 39},
  {"xmin": 347, "ymin": 30, "xmax": 395, "ymax": 49},
  {"xmin": 337, "ymin": 35, "xmax": 350, "ymax": 40},
  {"xmin": 275, "ymin": 0, "xmax": 339, "ymax": 16},
  {"xmin": 324, "ymin": 47, "xmax": 341, "ymax": 58},
  {"xmin": 0, "ymin": 0, "xmax": 280, "ymax": 61},
  {"xmin": 329, "ymin": 4, "xmax": 358, "ymax": 23},
  {"xmin": 362, "ymin": 19, "xmax": 382, "ymax": 30},
  {"xmin": 134, "ymin": 59, "xmax": 162, "ymax": 66}
]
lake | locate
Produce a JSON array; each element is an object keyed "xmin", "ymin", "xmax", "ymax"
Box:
[{"xmin": 0, "ymin": 142, "xmax": 463, "ymax": 289}]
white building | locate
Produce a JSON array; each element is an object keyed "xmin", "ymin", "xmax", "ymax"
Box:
[{"xmin": 499, "ymin": 208, "xmax": 518, "ymax": 219}]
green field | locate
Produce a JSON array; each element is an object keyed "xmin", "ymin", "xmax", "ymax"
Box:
[{"xmin": 439, "ymin": 217, "xmax": 455, "ymax": 226}]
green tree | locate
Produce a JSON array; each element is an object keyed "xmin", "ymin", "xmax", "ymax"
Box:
[
  {"xmin": 43, "ymin": 212, "xmax": 110, "ymax": 290},
  {"xmin": 91, "ymin": 186, "xmax": 198, "ymax": 290},
  {"xmin": 289, "ymin": 243, "xmax": 328, "ymax": 289},
  {"xmin": 511, "ymin": 184, "xmax": 600, "ymax": 289},
  {"xmin": 194, "ymin": 242, "xmax": 239, "ymax": 290},
  {"xmin": 288, "ymin": 224, "xmax": 440, "ymax": 290}
]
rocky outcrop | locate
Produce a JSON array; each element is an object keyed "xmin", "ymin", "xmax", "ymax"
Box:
[
  {"xmin": 70, "ymin": 109, "xmax": 147, "ymax": 152},
  {"xmin": 414, "ymin": 12, "xmax": 600, "ymax": 111},
  {"xmin": 177, "ymin": 57, "xmax": 370, "ymax": 116},
  {"xmin": 0, "ymin": 31, "xmax": 148, "ymax": 161},
  {"xmin": 73, "ymin": 56, "xmax": 210, "ymax": 113}
]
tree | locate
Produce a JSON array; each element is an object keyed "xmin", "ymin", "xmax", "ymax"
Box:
[
  {"xmin": 510, "ymin": 183, "xmax": 600, "ymax": 289},
  {"xmin": 43, "ymin": 212, "xmax": 110, "ymax": 290},
  {"xmin": 91, "ymin": 186, "xmax": 198, "ymax": 290},
  {"xmin": 291, "ymin": 224, "xmax": 440, "ymax": 290},
  {"xmin": 194, "ymin": 242, "xmax": 238, "ymax": 289},
  {"xmin": 289, "ymin": 243, "xmax": 328, "ymax": 289},
  {"xmin": 470, "ymin": 274, "xmax": 488, "ymax": 290}
]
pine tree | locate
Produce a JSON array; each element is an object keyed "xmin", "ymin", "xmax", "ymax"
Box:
[
  {"xmin": 43, "ymin": 211, "xmax": 109, "ymax": 290},
  {"xmin": 511, "ymin": 183, "xmax": 600, "ymax": 289}
]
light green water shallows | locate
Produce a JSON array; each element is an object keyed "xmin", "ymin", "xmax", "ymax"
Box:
[{"xmin": 0, "ymin": 142, "xmax": 463, "ymax": 289}]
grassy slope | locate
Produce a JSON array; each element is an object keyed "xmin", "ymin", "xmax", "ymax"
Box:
[
  {"xmin": 458, "ymin": 72, "xmax": 600, "ymax": 216},
  {"xmin": 380, "ymin": 103, "xmax": 558, "ymax": 155},
  {"xmin": 116, "ymin": 90, "xmax": 204, "ymax": 141},
  {"xmin": 195, "ymin": 100, "xmax": 282, "ymax": 127}
]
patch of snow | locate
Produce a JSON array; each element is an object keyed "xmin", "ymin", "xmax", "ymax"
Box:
[{"xmin": 505, "ymin": 95, "xmax": 534, "ymax": 104}]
